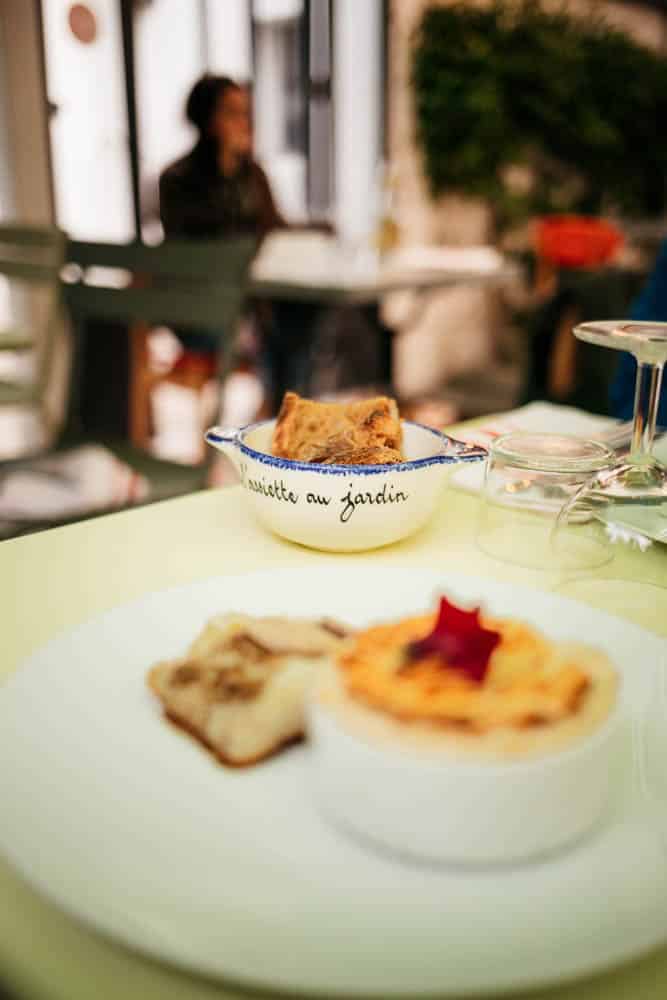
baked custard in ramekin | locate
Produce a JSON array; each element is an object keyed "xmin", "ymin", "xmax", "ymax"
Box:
[{"xmin": 308, "ymin": 597, "xmax": 620, "ymax": 865}]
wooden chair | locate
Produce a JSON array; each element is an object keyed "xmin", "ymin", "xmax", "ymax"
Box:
[{"xmin": 0, "ymin": 224, "xmax": 70, "ymax": 451}]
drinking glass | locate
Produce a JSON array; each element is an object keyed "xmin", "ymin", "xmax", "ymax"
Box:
[
  {"xmin": 550, "ymin": 320, "xmax": 667, "ymax": 624},
  {"xmin": 557, "ymin": 320, "xmax": 667, "ymax": 514},
  {"xmin": 476, "ymin": 431, "xmax": 615, "ymax": 570}
]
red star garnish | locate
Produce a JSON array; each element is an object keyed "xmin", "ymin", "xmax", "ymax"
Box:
[{"xmin": 406, "ymin": 596, "xmax": 501, "ymax": 684}]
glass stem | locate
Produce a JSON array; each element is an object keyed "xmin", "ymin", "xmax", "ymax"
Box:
[{"xmin": 631, "ymin": 361, "xmax": 664, "ymax": 461}]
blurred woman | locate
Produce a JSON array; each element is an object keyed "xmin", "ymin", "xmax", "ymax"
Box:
[
  {"xmin": 160, "ymin": 75, "xmax": 283, "ymax": 243},
  {"xmin": 159, "ymin": 74, "xmax": 316, "ymax": 409}
]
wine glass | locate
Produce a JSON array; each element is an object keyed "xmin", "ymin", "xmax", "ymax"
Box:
[
  {"xmin": 552, "ymin": 320, "xmax": 667, "ymax": 626},
  {"xmin": 564, "ymin": 321, "xmax": 666, "ymax": 503}
]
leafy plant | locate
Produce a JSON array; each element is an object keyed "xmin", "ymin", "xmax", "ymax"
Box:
[{"xmin": 412, "ymin": 1, "xmax": 667, "ymax": 228}]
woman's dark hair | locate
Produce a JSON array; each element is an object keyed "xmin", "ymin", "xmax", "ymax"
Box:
[
  {"xmin": 186, "ymin": 74, "xmax": 240, "ymax": 173},
  {"xmin": 186, "ymin": 74, "xmax": 239, "ymax": 135}
]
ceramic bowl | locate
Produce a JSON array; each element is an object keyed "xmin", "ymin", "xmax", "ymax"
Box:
[
  {"xmin": 205, "ymin": 419, "xmax": 486, "ymax": 552},
  {"xmin": 307, "ymin": 680, "xmax": 622, "ymax": 866}
]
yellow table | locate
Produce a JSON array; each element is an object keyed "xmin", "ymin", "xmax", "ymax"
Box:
[{"xmin": 1, "ymin": 483, "xmax": 666, "ymax": 1000}]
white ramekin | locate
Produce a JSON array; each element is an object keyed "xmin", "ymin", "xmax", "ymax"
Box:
[
  {"xmin": 205, "ymin": 419, "xmax": 486, "ymax": 552},
  {"xmin": 307, "ymin": 682, "xmax": 621, "ymax": 866}
]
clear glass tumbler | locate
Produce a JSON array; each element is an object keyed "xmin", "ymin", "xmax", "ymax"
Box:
[{"xmin": 476, "ymin": 431, "xmax": 615, "ymax": 571}]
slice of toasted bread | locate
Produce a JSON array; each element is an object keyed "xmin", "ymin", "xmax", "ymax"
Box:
[
  {"xmin": 272, "ymin": 392, "xmax": 403, "ymax": 464},
  {"xmin": 300, "ymin": 438, "xmax": 403, "ymax": 466},
  {"xmin": 148, "ymin": 615, "xmax": 351, "ymax": 767}
]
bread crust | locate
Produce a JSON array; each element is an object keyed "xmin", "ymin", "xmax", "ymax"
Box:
[
  {"xmin": 163, "ymin": 710, "xmax": 303, "ymax": 768},
  {"xmin": 147, "ymin": 615, "xmax": 350, "ymax": 767},
  {"xmin": 272, "ymin": 392, "xmax": 403, "ymax": 464}
]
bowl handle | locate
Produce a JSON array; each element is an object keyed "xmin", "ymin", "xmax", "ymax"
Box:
[
  {"xmin": 445, "ymin": 435, "xmax": 488, "ymax": 463},
  {"xmin": 204, "ymin": 426, "xmax": 242, "ymax": 471}
]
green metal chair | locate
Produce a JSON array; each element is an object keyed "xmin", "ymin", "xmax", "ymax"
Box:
[
  {"xmin": 0, "ymin": 233, "xmax": 256, "ymax": 536},
  {"xmin": 61, "ymin": 234, "xmax": 257, "ymax": 502},
  {"xmin": 64, "ymin": 236, "xmax": 256, "ymax": 335},
  {"xmin": 0, "ymin": 224, "xmax": 70, "ymax": 447}
]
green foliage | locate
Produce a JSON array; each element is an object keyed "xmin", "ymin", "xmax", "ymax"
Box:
[{"xmin": 412, "ymin": 1, "xmax": 667, "ymax": 227}]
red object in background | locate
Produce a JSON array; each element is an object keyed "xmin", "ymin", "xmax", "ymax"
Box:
[
  {"xmin": 535, "ymin": 215, "xmax": 623, "ymax": 269},
  {"xmin": 171, "ymin": 351, "xmax": 218, "ymax": 380}
]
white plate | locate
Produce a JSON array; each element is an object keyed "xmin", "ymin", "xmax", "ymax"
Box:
[{"xmin": 0, "ymin": 568, "xmax": 666, "ymax": 998}]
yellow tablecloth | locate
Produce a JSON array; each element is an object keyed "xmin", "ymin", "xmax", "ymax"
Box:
[{"xmin": 1, "ymin": 482, "xmax": 666, "ymax": 1000}]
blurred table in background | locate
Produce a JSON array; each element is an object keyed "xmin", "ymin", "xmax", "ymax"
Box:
[
  {"xmin": 250, "ymin": 234, "xmax": 519, "ymax": 389},
  {"xmin": 250, "ymin": 234, "xmax": 518, "ymax": 305}
]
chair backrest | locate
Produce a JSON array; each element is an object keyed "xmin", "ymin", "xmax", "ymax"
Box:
[
  {"xmin": 0, "ymin": 224, "xmax": 65, "ymax": 282},
  {"xmin": 64, "ymin": 236, "xmax": 257, "ymax": 333},
  {"xmin": 0, "ymin": 225, "xmax": 70, "ymax": 444},
  {"xmin": 0, "ymin": 222, "xmax": 66, "ymax": 354}
]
